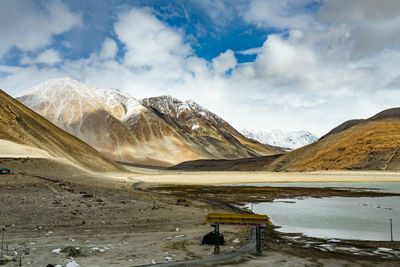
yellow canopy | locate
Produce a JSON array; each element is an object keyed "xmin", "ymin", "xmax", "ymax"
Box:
[{"xmin": 204, "ymin": 213, "xmax": 270, "ymax": 226}]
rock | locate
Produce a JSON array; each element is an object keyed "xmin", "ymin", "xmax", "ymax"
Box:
[
  {"xmin": 201, "ymin": 231, "xmax": 224, "ymax": 245},
  {"xmin": 61, "ymin": 246, "xmax": 85, "ymax": 257}
]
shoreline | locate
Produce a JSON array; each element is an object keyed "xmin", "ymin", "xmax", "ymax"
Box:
[{"xmin": 129, "ymin": 170, "xmax": 400, "ymax": 185}]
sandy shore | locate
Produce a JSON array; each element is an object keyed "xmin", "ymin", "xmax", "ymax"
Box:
[{"xmin": 123, "ymin": 165, "xmax": 400, "ymax": 185}]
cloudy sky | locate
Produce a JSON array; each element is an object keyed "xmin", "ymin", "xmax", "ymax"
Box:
[{"xmin": 1, "ymin": 0, "xmax": 400, "ymax": 136}]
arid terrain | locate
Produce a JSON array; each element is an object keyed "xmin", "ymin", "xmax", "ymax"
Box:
[{"xmin": 1, "ymin": 160, "xmax": 399, "ymax": 266}]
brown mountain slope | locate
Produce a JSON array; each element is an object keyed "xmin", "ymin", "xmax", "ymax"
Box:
[
  {"xmin": 265, "ymin": 109, "xmax": 400, "ymax": 171},
  {"xmin": 0, "ymin": 89, "xmax": 125, "ymax": 172},
  {"xmin": 17, "ymin": 78, "xmax": 279, "ymax": 166},
  {"xmin": 169, "ymin": 154, "xmax": 283, "ymax": 171},
  {"xmin": 140, "ymin": 96, "xmax": 277, "ymax": 159}
]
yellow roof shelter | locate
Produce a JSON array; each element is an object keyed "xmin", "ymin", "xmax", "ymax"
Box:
[{"xmin": 204, "ymin": 213, "xmax": 271, "ymax": 227}]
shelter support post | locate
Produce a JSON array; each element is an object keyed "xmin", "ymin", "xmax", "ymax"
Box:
[
  {"xmin": 256, "ymin": 226, "xmax": 262, "ymax": 256},
  {"xmin": 214, "ymin": 224, "xmax": 220, "ymax": 254},
  {"xmin": 214, "ymin": 224, "xmax": 219, "ymax": 254}
]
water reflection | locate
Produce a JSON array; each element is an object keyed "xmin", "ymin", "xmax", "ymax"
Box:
[{"xmin": 250, "ymin": 196, "xmax": 400, "ymax": 241}]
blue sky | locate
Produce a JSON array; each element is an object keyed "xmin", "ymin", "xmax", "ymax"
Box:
[{"xmin": 1, "ymin": 0, "xmax": 400, "ymax": 136}]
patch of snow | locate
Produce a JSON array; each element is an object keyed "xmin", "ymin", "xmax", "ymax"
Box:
[
  {"xmin": 377, "ymin": 247, "xmax": 393, "ymax": 252},
  {"xmin": 151, "ymin": 259, "xmax": 157, "ymax": 264},
  {"xmin": 232, "ymin": 238, "xmax": 240, "ymax": 243},
  {"xmin": 51, "ymin": 248, "xmax": 62, "ymax": 254},
  {"xmin": 165, "ymin": 256, "xmax": 172, "ymax": 261},
  {"xmin": 175, "ymin": 227, "xmax": 179, "ymax": 232},
  {"xmin": 191, "ymin": 124, "xmax": 200, "ymax": 131},
  {"xmin": 66, "ymin": 259, "xmax": 80, "ymax": 267}
]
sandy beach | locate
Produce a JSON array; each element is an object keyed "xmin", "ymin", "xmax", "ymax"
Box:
[{"xmin": 124, "ymin": 164, "xmax": 400, "ymax": 185}]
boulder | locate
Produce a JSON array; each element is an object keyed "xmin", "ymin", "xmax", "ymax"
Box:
[{"xmin": 201, "ymin": 231, "xmax": 224, "ymax": 245}]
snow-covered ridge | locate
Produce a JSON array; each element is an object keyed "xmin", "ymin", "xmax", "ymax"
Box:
[
  {"xmin": 18, "ymin": 77, "xmax": 144, "ymax": 121},
  {"xmin": 240, "ymin": 129, "xmax": 318, "ymax": 150},
  {"xmin": 18, "ymin": 78, "xmax": 225, "ymax": 132},
  {"xmin": 141, "ymin": 95, "xmax": 228, "ymax": 127}
]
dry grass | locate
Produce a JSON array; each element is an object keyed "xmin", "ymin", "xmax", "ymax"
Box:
[{"xmin": 267, "ymin": 118, "xmax": 400, "ymax": 171}]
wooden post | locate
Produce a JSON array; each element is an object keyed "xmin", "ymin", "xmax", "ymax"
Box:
[{"xmin": 214, "ymin": 224, "xmax": 220, "ymax": 254}]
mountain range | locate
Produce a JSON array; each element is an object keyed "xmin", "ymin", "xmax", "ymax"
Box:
[
  {"xmin": 5, "ymin": 77, "xmax": 400, "ymax": 172},
  {"xmin": 240, "ymin": 129, "xmax": 318, "ymax": 150},
  {"xmin": 17, "ymin": 78, "xmax": 278, "ymax": 166}
]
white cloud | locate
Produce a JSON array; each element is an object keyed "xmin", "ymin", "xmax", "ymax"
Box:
[
  {"xmin": 212, "ymin": 49, "xmax": 237, "ymax": 74},
  {"xmin": 243, "ymin": 0, "xmax": 319, "ymax": 30},
  {"xmin": 318, "ymin": 0, "xmax": 400, "ymax": 56},
  {"xmin": 190, "ymin": 0, "xmax": 242, "ymax": 27},
  {"xmin": 20, "ymin": 49, "xmax": 62, "ymax": 66},
  {"xmin": 99, "ymin": 38, "xmax": 118, "ymax": 60},
  {"xmin": 114, "ymin": 7, "xmax": 191, "ymax": 67},
  {"xmin": 36, "ymin": 49, "xmax": 62, "ymax": 65},
  {"xmin": 0, "ymin": 0, "xmax": 82, "ymax": 58}
]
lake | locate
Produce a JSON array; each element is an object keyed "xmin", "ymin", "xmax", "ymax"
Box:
[{"xmin": 246, "ymin": 182, "xmax": 400, "ymax": 241}]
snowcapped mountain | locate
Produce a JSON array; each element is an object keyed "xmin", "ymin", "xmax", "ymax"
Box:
[
  {"xmin": 17, "ymin": 78, "xmax": 278, "ymax": 166},
  {"xmin": 240, "ymin": 129, "xmax": 318, "ymax": 150}
]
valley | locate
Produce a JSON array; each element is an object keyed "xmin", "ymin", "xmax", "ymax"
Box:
[
  {"xmin": 1, "ymin": 164, "xmax": 399, "ymax": 266},
  {"xmin": 1, "ymin": 79, "xmax": 400, "ymax": 266}
]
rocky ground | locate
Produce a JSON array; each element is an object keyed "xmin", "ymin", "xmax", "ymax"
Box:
[
  {"xmin": 0, "ymin": 174, "xmax": 246, "ymax": 266},
  {"xmin": 0, "ymin": 171, "xmax": 399, "ymax": 266}
]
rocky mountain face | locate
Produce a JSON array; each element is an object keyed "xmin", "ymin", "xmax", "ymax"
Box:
[
  {"xmin": 264, "ymin": 108, "xmax": 400, "ymax": 171},
  {"xmin": 0, "ymin": 89, "xmax": 125, "ymax": 173},
  {"xmin": 17, "ymin": 78, "xmax": 278, "ymax": 166},
  {"xmin": 240, "ymin": 129, "xmax": 318, "ymax": 150}
]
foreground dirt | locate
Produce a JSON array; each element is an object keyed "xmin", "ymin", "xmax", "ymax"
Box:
[{"xmin": 0, "ymin": 174, "xmax": 247, "ymax": 266}]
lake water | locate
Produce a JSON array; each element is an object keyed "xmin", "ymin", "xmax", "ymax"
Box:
[{"xmin": 246, "ymin": 183, "xmax": 400, "ymax": 241}]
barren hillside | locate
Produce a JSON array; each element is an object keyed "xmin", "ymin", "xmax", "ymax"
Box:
[
  {"xmin": 265, "ymin": 109, "xmax": 400, "ymax": 171},
  {"xmin": 0, "ymin": 89, "xmax": 125, "ymax": 173}
]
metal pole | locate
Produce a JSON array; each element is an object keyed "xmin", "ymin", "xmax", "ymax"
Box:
[
  {"xmin": 1, "ymin": 226, "xmax": 4, "ymax": 257},
  {"xmin": 214, "ymin": 224, "xmax": 220, "ymax": 254},
  {"xmin": 256, "ymin": 226, "xmax": 262, "ymax": 256},
  {"xmin": 389, "ymin": 219, "xmax": 393, "ymax": 242}
]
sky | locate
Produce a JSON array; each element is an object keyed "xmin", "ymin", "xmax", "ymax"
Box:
[{"xmin": 1, "ymin": 0, "xmax": 400, "ymax": 136}]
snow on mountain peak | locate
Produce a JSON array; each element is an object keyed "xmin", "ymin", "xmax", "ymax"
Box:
[
  {"xmin": 18, "ymin": 77, "xmax": 144, "ymax": 122},
  {"xmin": 241, "ymin": 129, "xmax": 318, "ymax": 150}
]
